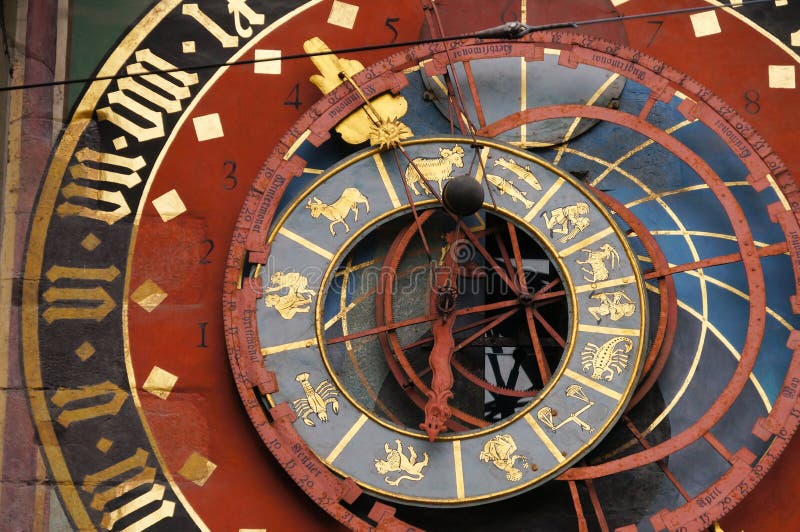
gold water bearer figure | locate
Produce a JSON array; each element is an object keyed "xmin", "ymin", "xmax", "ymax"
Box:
[
  {"xmin": 264, "ymin": 271, "xmax": 315, "ymax": 319},
  {"xmin": 374, "ymin": 440, "xmax": 429, "ymax": 486},
  {"xmin": 479, "ymin": 434, "xmax": 530, "ymax": 482},
  {"xmin": 486, "ymin": 174, "xmax": 534, "ymax": 209},
  {"xmin": 576, "ymin": 243, "xmax": 620, "ymax": 283},
  {"xmin": 493, "ymin": 157, "xmax": 542, "ymax": 190},
  {"xmin": 581, "ymin": 336, "xmax": 633, "ymax": 382},
  {"xmin": 404, "ymin": 145, "xmax": 465, "ymax": 195},
  {"xmin": 542, "ymin": 202, "xmax": 591, "ymax": 243},
  {"xmin": 587, "ymin": 290, "xmax": 636, "ymax": 322},
  {"xmin": 292, "ymin": 372, "xmax": 339, "ymax": 427},
  {"xmin": 305, "ymin": 187, "xmax": 370, "ymax": 236},
  {"xmin": 537, "ymin": 385, "xmax": 595, "ymax": 432}
]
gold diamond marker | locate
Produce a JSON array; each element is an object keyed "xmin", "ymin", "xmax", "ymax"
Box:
[
  {"xmin": 96, "ymin": 438, "xmax": 113, "ymax": 453},
  {"xmin": 143, "ymin": 366, "xmax": 178, "ymax": 400},
  {"xmin": 112, "ymin": 136, "xmax": 128, "ymax": 150},
  {"xmin": 769, "ymin": 65, "xmax": 796, "ymax": 89},
  {"xmin": 182, "ymin": 40, "xmax": 196, "ymax": 54},
  {"xmin": 131, "ymin": 279, "xmax": 168, "ymax": 312},
  {"xmin": 690, "ymin": 11, "xmax": 721, "ymax": 38},
  {"xmin": 179, "ymin": 451, "xmax": 217, "ymax": 487},
  {"xmin": 193, "ymin": 113, "xmax": 224, "ymax": 142},
  {"xmin": 152, "ymin": 189, "xmax": 187, "ymax": 222},
  {"xmin": 254, "ymin": 49, "xmax": 281, "ymax": 74},
  {"xmin": 75, "ymin": 341, "xmax": 96, "ymax": 362},
  {"xmin": 327, "ymin": 0, "xmax": 359, "ymax": 29},
  {"xmin": 81, "ymin": 233, "xmax": 101, "ymax": 251}
]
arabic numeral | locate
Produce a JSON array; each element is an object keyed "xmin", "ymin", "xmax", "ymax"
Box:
[{"xmin": 744, "ymin": 89, "xmax": 761, "ymax": 114}]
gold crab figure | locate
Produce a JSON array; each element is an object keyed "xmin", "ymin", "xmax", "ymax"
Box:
[
  {"xmin": 292, "ymin": 372, "xmax": 339, "ymax": 427},
  {"xmin": 581, "ymin": 337, "xmax": 633, "ymax": 382},
  {"xmin": 479, "ymin": 434, "xmax": 530, "ymax": 482}
]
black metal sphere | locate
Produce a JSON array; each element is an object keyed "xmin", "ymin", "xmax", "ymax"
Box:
[{"xmin": 442, "ymin": 175, "xmax": 484, "ymax": 216}]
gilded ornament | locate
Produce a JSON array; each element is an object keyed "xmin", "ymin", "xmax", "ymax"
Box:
[
  {"xmin": 374, "ymin": 440, "xmax": 429, "ymax": 486},
  {"xmin": 580, "ymin": 337, "xmax": 633, "ymax": 382},
  {"xmin": 292, "ymin": 372, "xmax": 340, "ymax": 427},
  {"xmin": 479, "ymin": 434, "xmax": 530, "ymax": 482}
]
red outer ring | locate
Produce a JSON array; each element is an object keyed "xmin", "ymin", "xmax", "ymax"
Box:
[{"xmin": 224, "ymin": 32, "xmax": 798, "ymax": 531}]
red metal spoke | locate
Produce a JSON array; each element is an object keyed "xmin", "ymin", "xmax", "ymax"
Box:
[
  {"xmin": 454, "ymin": 308, "xmax": 518, "ymax": 352},
  {"xmin": 493, "ymin": 230, "xmax": 520, "ymax": 286},
  {"xmin": 537, "ymin": 277, "xmax": 562, "ymax": 295},
  {"xmin": 456, "ymin": 219, "xmax": 522, "ymax": 295},
  {"xmin": 391, "ymin": 149, "xmax": 434, "ymax": 257},
  {"xmin": 644, "ymin": 241, "xmax": 788, "ymax": 279},
  {"xmin": 506, "ymin": 222, "xmax": 529, "ymax": 292},
  {"xmin": 525, "ymin": 306, "xmax": 553, "ymax": 384},
  {"xmin": 401, "ymin": 313, "xmax": 508, "ymax": 351},
  {"xmin": 454, "ymin": 298, "xmax": 521, "ymax": 316},
  {"xmin": 568, "ymin": 480, "xmax": 589, "ymax": 532},
  {"xmin": 584, "ymin": 478, "xmax": 610, "ymax": 532},
  {"xmin": 621, "ymin": 416, "xmax": 691, "ymax": 502},
  {"xmin": 327, "ymin": 313, "xmax": 436, "ymax": 345},
  {"xmin": 462, "ymin": 60, "xmax": 486, "ymax": 128},
  {"xmin": 703, "ymin": 432, "xmax": 735, "ymax": 465},
  {"xmin": 533, "ymin": 308, "xmax": 566, "ymax": 348}
]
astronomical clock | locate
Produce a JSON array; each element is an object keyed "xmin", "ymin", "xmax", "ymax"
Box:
[{"xmin": 12, "ymin": 0, "xmax": 800, "ymax": 530}]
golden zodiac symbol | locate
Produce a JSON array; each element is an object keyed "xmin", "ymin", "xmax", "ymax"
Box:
[
  {"xmin": 306, "ymin": 187, "xmax": 370, "ymax": 236},
  {"xmin": 404, "ymin": 145, "xmax": 465, "ymax": 195},
  {"xmin": 537, "ymin": 385, "xmax": 595, "ymax": 432},
  {"xmin": 581, "ymin": 336, "xmax": 633, "ymax": 382},
  {"xmin": 292, "ymin": 372, "xmax": 339, "ymax": 427},
  {"xmin": 541, "ymin": 202, "xmax": 591, "ymax": 243},
  {"xmin": 576, "ymin": 243, "xmax": 620, "ymax": 283},
  {"xmin": 493, "ymin": 157, "xmax": 542, "ymax": 190},
  {"xmin": 264, "ymin": 271, "xmax": 315, "ymax": 319},
  {"xmin": 374, "ymin": 440, "xmax": 429, "ymax": 486},
  {"xmin": 587, "ymin": 290, "xmax": 636, "ymax": 322},
  {"xmin": 479, "ymin": 434, "xmax": 530, "ymax": 482},
  {"xmin": 486, "ymin": 174, "xmax": 534, "ymax": 209}
]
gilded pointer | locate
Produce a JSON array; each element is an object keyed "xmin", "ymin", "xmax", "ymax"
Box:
[
  {"xmin": 581, "ymin": 337, "xmax": 633, "ymax": 381},
  {"xmin": 587, "ymin": 290, "xmax": 636, "ymax": 322},
  {"xmin": 264, "ymin": 271, "xmax": 315, "ymax": 319},
  {"xmin": 542, "ymin": 202, "xmax": 591, "ymax": 243},
  {"xmin": 576, "ymin": 243, "xmax": 620, "ymax": 283},
  {"xmin": 306, "ymin": 187, "xmax": 370, "ymax": 236},
  {"xmin": 494, "ymin": 157, "xmax": 542, "ymax": 190},
  {"xmin": 304, "ymin": 37, "xmax": 412, "ymax": 146},
  {"xmin": 486, "ymin": 174, "xmax": 534, "ymax": 209},
  {"xmin": 479, "ymin": 434, "xmax": 530, "ymax": 482},
  {"xmin": 405, "ymin": 145, "xmax": 465, "ymax": 195},
  {"xmin": 537, "ymin": 385, "xmax": 595, "ymax": 432},
  {"xmin": 292, "ymin": 372, "xmax": 339, "ymax": 427},
  {"xmin": 374, "ymin": 440, "xmax": 429, "ymax": 486}
]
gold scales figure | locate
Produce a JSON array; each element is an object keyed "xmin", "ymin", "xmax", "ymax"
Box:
[{"xmin": 537, "ymin": 385, "xmax": 595, "ymax": 432}]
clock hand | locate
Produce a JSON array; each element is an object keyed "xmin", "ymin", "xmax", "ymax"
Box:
[{"xmin": 420, "ymin": 259, "xmax": 460, "ymax": 442}]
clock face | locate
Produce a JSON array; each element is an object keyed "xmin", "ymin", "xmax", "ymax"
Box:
[{"xmin": 18, "ymin": 1, "xmax": 800, "ymax": 531}]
